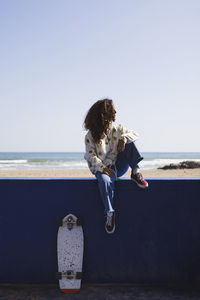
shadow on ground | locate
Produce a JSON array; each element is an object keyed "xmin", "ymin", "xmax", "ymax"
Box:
[{"xmin": 1, "ymin": 284, "xmax": 200, "ymax": 300}]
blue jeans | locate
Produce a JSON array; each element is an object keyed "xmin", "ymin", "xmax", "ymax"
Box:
[{"xmin": 95, "ymin": 142, "xmax": 143, "ymax": 213}]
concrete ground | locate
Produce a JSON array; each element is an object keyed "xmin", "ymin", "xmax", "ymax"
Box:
[{"xmin": 1, "ymin": 284, "xmax": 200, "ymax": 300}]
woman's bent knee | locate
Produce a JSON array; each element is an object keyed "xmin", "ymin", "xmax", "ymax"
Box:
[{"xmin": 95, "ymin": 171, "xmax": 112, "ymax": 184}]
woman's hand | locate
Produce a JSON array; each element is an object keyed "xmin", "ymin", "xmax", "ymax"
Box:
[
  {"xmin": 117, "ymin": 139, "xmax": 125, "ymax": 152},
  {"xmin": 103, "ymin": 167, "xmax": 113, "ymax": 177}
]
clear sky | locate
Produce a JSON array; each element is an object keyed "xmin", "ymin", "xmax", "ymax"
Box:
[{"xmin": 0, "ymin": 0, "xmax": 200, "ymax": 152}]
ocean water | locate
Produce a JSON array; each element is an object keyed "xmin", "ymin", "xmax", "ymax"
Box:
[{"xmin": 0, "ymin": 152, "xmax": 200, "ymax": 170}]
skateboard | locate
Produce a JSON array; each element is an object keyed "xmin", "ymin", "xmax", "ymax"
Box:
[{"xmin": 56, "ymin": 213, "xmax": 84, "ymax": 293}]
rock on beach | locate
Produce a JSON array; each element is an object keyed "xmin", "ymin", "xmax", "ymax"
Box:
[{"xmin": 159, "ymin": 160, "xmax": 200, "ymax": 170}]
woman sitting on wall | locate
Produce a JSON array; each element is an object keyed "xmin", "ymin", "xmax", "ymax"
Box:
[{"xmin": 84, "ymin": 98, "xmax": 148, "ymax": 234}]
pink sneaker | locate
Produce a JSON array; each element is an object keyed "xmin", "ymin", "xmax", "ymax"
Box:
[{"xmin": 131, "ymin": 172, "xmax": 148, "ymax": 188}]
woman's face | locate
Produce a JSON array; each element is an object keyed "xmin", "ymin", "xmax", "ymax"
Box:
[
  {"xmin": 105, "ymin": 102, "xmax": 116, "ymax": 122},
  {"xmin": 112, "ymin": 106, "xmax": 116, "ymax": 121}
]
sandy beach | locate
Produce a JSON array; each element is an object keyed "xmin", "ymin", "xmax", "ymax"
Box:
[{"xmin": 0, "ymin": 168, "xmax": 199, "ymax": 178}]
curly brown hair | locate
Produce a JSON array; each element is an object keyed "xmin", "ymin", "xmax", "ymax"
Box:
[{"xmin": 84, "ymin": 99, "xmax": 116, "ymax": 143}]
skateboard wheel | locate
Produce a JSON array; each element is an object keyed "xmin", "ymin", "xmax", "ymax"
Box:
[
  {"xmin": 56, "ymin": 272, "xmax": 62, "ymax": 280},
  {"xmin": 76, "ymin": 219, "xmax": 82, "ymax": 226},
  {"xmin": 76, "ymin": 272, "xmax": 82, "ymax": 280},
  {"xmin": 57, "ymin": 219, "xmax": 63, "ymax": 227}
]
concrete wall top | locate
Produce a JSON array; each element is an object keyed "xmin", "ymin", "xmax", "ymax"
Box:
[{"xmin": 0, "ymin": 177, "xmax": 200, "ymax": 180}]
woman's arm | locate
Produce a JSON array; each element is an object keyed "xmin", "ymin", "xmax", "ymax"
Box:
[
  {"xmin": 117, "ymin": 124, "xmax": 139, "ymax": 144},
  {"xmin": 84, "ymin": 135, "xmax": 106, "ymax": 173},
  {"xmin": 117, "ymin": 139, "xmax": 126, "ymax": 152}
]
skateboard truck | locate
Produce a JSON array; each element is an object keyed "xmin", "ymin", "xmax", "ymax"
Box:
[
  {"xmin": 62, "ymin": 215, "xmax": 82, "ymax": 230},
  {"xmin": 56, "ymin": 271, "xmax": 82, "ymax": 280}
]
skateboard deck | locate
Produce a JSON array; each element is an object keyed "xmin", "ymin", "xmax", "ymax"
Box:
[{"xmin": 56, "ymin": 213, "xmax": 84, "ymax": 293}]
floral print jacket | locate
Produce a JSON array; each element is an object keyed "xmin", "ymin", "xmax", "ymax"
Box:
[{"xmin": 84, "ymin": 123, "xmax": 139, "ymax": 174}]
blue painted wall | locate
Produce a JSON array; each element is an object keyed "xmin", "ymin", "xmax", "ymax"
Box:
[{"xmin": 0, "ymin": 177, "xmax": 200, "ymax": 285}]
